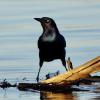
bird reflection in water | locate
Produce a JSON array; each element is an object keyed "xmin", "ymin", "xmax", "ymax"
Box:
[{"xmin": 40, "ymin": 91, "xmax": 76, "ymax": 100}]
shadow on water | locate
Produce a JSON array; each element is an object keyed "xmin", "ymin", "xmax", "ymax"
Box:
[{"xmin": 40, "ymin": 91, "xmax": 76, "ymax": 100}]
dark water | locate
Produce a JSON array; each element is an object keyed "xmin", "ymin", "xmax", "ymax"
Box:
[{"xmin": 0, "ymin": 0, "xmax": 100, "ymax": 100}]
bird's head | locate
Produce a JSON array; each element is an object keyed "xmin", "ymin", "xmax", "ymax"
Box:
[
  {"xmin": 34, "ymin": 17, "xmax": 58, "ymax": 31},
  {"xmin": 34, "ymin": 17, "xmax": 60, "ymax": 42}
]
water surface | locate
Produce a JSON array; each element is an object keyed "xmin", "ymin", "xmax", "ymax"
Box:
[{"xmin": 0, "ymin": 0, "xmax": 100, "ymax": 100}]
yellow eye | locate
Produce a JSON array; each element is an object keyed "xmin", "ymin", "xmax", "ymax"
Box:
[{"xmin": 46, "ymin": 19, "xmax": 50, "ymax": 23}]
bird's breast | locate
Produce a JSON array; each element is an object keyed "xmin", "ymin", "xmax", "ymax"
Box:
[{"xmin": 42, "ymin": 31, "xmax": 56, "ymax": 42}]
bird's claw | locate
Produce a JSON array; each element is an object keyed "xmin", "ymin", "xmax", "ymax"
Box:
[
  {"xmin": 36, "ymin": 77, "xmax": 39, "ymax": 82},
  {"xmin": 65, "ymin": 67, "xmax": 68, "ymax": 71}
]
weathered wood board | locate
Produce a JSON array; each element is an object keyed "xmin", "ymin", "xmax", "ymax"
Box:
[
  {"xmin": 42, "ymin": 56, "xmax": 100, "ymax": 86},
  {"xmin": 18, "ymin": 56, "xmax": 100, "ymax": 91}
]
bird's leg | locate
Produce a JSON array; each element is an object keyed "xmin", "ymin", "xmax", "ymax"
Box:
[
  {"xmin": 36, "ymin": 60, "xmax": 43, "ymax": 82},
  {"xmin": 61, "ymin": 59, "xmax": 67, "ymax": 71},
  {"xmin": 36, "ymin": 67, "xmax": 41, "ymax": 82}
]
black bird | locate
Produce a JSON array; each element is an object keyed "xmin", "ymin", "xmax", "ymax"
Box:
[{"xmin": 34, "ymin": 17, "xmax": 67, "ymax": 82}]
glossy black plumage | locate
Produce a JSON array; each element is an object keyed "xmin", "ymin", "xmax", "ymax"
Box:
[{"xmin": 34, "ymin": 17, "xmax": 67, "ymax": 82}]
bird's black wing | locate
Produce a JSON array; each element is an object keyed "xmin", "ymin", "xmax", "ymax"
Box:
[
  {"xmin": 38, "ymin": 36, "xmax": 42, "ymax": 49},
  {"xmin": 57, "ymin": 34, "xmax": 66, "ymax": 48}
]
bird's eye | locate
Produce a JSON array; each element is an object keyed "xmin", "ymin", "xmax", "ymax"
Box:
[{"xmin": 46, "ymin": 19, "xmax": 50, "ymax": 23}]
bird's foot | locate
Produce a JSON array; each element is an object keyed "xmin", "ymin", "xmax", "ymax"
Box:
[
  {"xmin": 36, "ymin": 77, "xmax": 39, "ymax": 82},
  {"xmin": 65, "ymin": 67, "xmax": 68, "ymax": 71}
]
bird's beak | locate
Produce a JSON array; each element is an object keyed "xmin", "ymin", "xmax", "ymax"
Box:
[{"xmin": 34, "ymin": 18, "xmax": 42, "ymax": 22}]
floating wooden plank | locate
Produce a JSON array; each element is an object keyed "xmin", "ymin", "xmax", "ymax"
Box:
[
  {"xmin": 18, "ymin": 56, "xmax": 100, "ymax": 91},
  {"xmin": 41, "ymin": 56, "xmax": 100, "ymax": 86}
]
